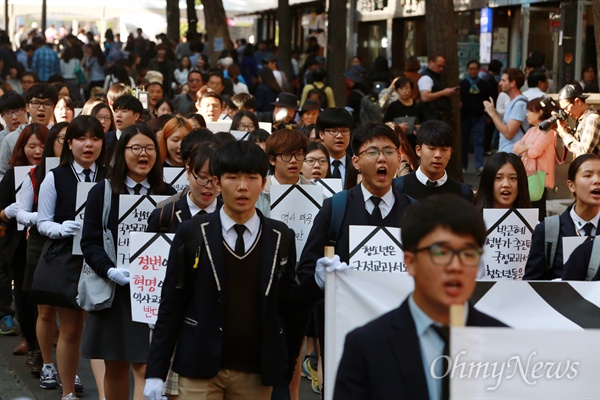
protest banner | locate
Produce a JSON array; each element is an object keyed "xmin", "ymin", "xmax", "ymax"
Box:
[
  {"xmin": 451, "ymin": 327, "xmax": 599, "ymax": 399},
  {"xmin": 14, "ymin": 165, "xmax": 33, "ymax": 231},
  {"xmin": 323, "ymin": 271, "xmax": 600, "ymax": 400},
  {"xmin": 206, "ymin": 121, "xmax": 232, "ymax": 133},
  {"xmin": 72, "ymin": 182, "xmax": 97, "ymax": 255},
  {"xmin": 349, "ymin": 226, "xmax": 406, "ymax": 272},
  {"xmin": 129, "ymin": 232, "xmax": 175, "ymax": 324},
  {"xmin": 270, "ymin": 184, "xmax": 323, "ymax": 261},
  {"xmin": 230, "ymin": 130, "xmax": 250, "ymax": 141},
  {"xmin": 163, "ymin": 167, "xmax": 188, "ymax": 193},
  {"xmin": 312, "ymin": 178, "xmax": 342, "ymax": 199},
  {"xmin": 117, "ymin": 195, "xmax": 170, "ymax": 268},
  {"xmin": 258, "ymin": 122, "xmax": 272, "ymax": 132},
  {"xmin": 482, "ymin": 208, "xmax": 539, "ymax": 280}
]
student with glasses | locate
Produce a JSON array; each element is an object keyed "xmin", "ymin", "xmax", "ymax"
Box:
[
  {"xmin": 90, "ymin": 102, "xmax": 115, "ymax": 134},
  {"xmin": 0, "ymin": 83, "xmax": 58, "ymax": 181},
  {"xmin": 231, "ymin": 110, "xmax": 259, "ymax": 133},
  {"xmin": 301, "ymin": 141, "xmax": 330, "ymax": 180},
  {"xmin": 0, "ymin": 91, "xmax": 28, "ymax": 146}
]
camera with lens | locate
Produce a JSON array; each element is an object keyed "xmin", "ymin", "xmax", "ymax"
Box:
[{"xmin": 538, "ymin": 97, "xmax": 568, "ymax": 131}]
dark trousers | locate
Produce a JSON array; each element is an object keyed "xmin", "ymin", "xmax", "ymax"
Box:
[{"xmin": 461, "ymin": 114, "xmax": 486, "ymax": 170}]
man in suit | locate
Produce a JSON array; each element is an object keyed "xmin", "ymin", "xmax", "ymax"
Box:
[
  {"xmin": 334, "ymin": 195, "xmax": 506, "ymax": 400},
  {"xmin": 317, "ymin": 108, "xmax": 358, "ymax": 190},
  {"xmin": 394, "ymin": 120, "xmax": 473, "ymax": 201},
  {"xmin": 144, "ymin": 141, "xmax": 321, "ymax": 399}
]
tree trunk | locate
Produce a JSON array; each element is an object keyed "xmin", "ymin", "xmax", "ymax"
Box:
[
  {"xmin": 425, "ymin": 0, "xmax": 462, "ymax": 180},
  {"xmin": 166, "ymin": 0, "xmax": 180, "ymax": 43},
  {"xmin": 277, "ymin": 0, "xmax": 292, "ymax": 89},
  {"xmin": 186, "ymin": 0, "xmax": 198, "ymax": 42},
  {"xmin": 328, "ymin": 1, "xmax": 347, "ymax": 107},
  {"xmin": 593, "ymin": 0, "xmax": 600, "ymax": 89},
  {"xmin": 202, "ymin": 0, "xmax": 233, "ymax": 63}
]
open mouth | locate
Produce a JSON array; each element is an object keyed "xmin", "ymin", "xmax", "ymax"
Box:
[
  {"xmin": 500, "ymin": 190, "xmax": 512, "ymax": 198},
  {"xmin": 591, "ymin": 188, "xmax": 600, "ymax": 196},
  {"xmin": 376, "ymin": 167, "xmax": 388, "ymax": 181},
  {"xmin": 444, "ymin": 280, "xmax": 463, "ymax": 296}
]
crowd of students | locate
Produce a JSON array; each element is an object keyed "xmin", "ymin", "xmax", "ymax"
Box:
[{"xmin": 0, "ymin": 28, "xmax": 599, "ymax": 400}]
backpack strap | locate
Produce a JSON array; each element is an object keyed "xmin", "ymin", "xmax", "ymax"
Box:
[
  {"xmin": 544, "ymin": 215, "xmax": 561, "ymax": 272},
  {"xmin": 586, "ymin": 237, "xmax": 600, "ymax": 281},
  {"xmin": 328, "ymin": 190, "xmax": 348, "ymax": 247},
  {"xmin": 392, "ymin": 176, "xmax": 405, "ymax": 193},
  {"xmin": 157, "ymin": 201, "xmax": 176, "ymax": 233}
]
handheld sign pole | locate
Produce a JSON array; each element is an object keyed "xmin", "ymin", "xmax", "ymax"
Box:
[
  {"xmin": 324, "ymin": 246, "xmax": 335, "ymax": 259},
  {"xmin": 450, "ymin": 304, "xmax": 465, "ymax": 327}
]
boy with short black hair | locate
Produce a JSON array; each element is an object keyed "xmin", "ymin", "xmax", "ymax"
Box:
[
  {"xmin": 105, "ymin": 95, "xmax": 143, "ymax": 161},
  {"xmin": 145, "ymin": 141, "xmax": 321, "ymax": 399},
  {"xmin": 0, "ymin": 91, "xmax": 27, "ymax": 143},
  {"xmin": 196, "ymin": 89, "xmax": 223, "ymax": 123},
  {"xmin": 393, "ymin": 120, "xmax": 473, "ymax": 201}
]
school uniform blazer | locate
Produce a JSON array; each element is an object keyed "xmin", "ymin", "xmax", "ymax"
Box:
[
  {"xmin": 296, "ymin": 184, "xmax": 412, "ymax": 284},
  {"xmin": 333, "ymin": 299, "xmax": 507, "ymax": 400},
  {"xmin": 524, "ymin": 205, "xmax": 583, "ymax": 280},
  {"xmin": 562, "ymin": 239, "xmax": 600, "ymax": 280},
  {"xmin": 104, "ymin": 130, "xmax": 117, "ymax": 163},
  {"xmin": 342, "ymin": 153, "xmax": 359, "ymax": 190},
  {"xmin": 146, "ymin": 195, "xmax": 223, "ymax": 234},
  {"xmin": 145, "ymin": 210, "xmax": 323, "ymax": 385}
]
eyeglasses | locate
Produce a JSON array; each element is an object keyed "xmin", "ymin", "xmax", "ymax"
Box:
[
  {"xmin": 277, "ymin": 152, "xmax": 306, "ymax": 162},
  {"xmin": 324, "ymin": 128, "xmax": 351, "ymax": 137},
  {"xmin": 56, "ymin": 135, "xmax": 65, "ymax": 144},
  {"xmin": 358, "ymin": 147, "xmax": 398, "ymax": 158},
  {"xmin": 411, "ymin": 243, "xmax": 482, "ymax": 267},
  {"xmin": 237, "ymin": 124, "xmax": 255, "ymax": 131},
  {"xmin": 188, "ymin": 79, "xmax": 202, "ymax": 84},
  {"xmin": 1, "ymin": 109, "xmax": 25, "ymax": 119},
  {"xmin": 29, "ymin": 101, "xmax": 54, "ymax": 109},
  {"xmin": 304, "ymin": 157, "xmax": 328, "ymax": 166},
  {"xmin": 21, "ymin": 80, "xmax": 35, "ymax": 85},
  {"xmin": 126, "ymin": 145, "xmax": 157, "ymax": 156},
  {"xmin": 191, "ymin": 172, "xmax": 214, "ymax": 187},
  {"xmin": 96, "ymin": 116, "xmax": 112, "ymax": 122}
]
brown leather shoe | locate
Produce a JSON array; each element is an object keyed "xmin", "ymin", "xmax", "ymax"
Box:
[{"xmin": 13, "ymin": 337, "xmax": 28, "ymax": 355}]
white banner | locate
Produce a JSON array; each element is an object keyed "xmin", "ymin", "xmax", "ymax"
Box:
[
  {"xmin": 482, "ymin": 209, "xmax": 539, "ymax": 280},
  {"xmin": 117, "ymin": 195, "xmax": 170, "ymax": 268},
  {"xmin": 324, "ymin": 271, "xmax": 600, "ymax": 400},
  {"xmin": 163, "ymin": 167, "xmax": 188, "ymax": 193},
  {"xmin": 72, "ymin": 182, "xmax": 97, "ymax": 255},
  {"xmin": 349, "ymin": 225, "xmax": 406, "ymax": 273},
  {"xmin": 206, "ymin": 121, "xmax": 232, "ymax": 133},
  {"xmin": 312, "ymin": 178, "xmax": 342, "ymax": 199},
  {"xmin": 129, "ymin": 232, "xmax": 175, "ymax": 324},
  {"xmin": 258, "ymin": 122, "xmax": 272, "ymax": 132},
  {"xmin": 270, "ymin": 184, "xmax": 323, "ymax": 261},
  {"xmin": 230, "ymin": 130, "xmax": 250, "ymax": 141}
]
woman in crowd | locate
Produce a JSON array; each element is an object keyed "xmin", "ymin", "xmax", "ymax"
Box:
[
  {"xmin": 90, "ymin": 102, "xmax": 115, "ymax": 134},
  {"xmin": 81, "ymin": 124, "xmax": 175, "ymax": 400},
  {"xmin": 579, "ymin": 64, "xmax": 599, "ymax": 93},
  {"xmin": 174, "ymin": 56, "xmax": 191, "ymax": 89},
  {"xmin": 83, "ymin": 44, "xmax": 106, "ymax": 97},
  {"xmin": 301, "ymin": 141, "xmax": 330, "ymax": 180},
  {"xmin": 525, "ymin": 154, "xmax": 600, "ymax": 280},
  {"xmin": 158, "ymin": 117, "xmax": 192, "ymax": 167},
  {"xmin": 231, "ymin": 110, "xmax": 259, "ymax": 133},
  {"xmin": 155, "ymin": 98, "xmax": 174, "ymax": 118},
  {"xmin": 186, "ymin": 113, "xmax": 206, "ymax": 130},
  {"xmin": 0, "ymin": 124, "xmax": 48, "ymax": 378},
  {"xmin": 513, "ymin": 97, "xmax": 556, "ymax": 220},
  {"xmin": 385, "ymin": 122, "xmax": 418, "ymax": 177},
  {"xmin": 54, "ymin": 96, "xmax": 75, "ymax": 124},
  {"xmin": 36, "ymin": 116, "xmax": 107, "ymax": 400},
  {"xmin": 228, "ymin": 64, "xmax": 249, "ymax": 94},
  {"xmin": 383, "ymin": 77, "xmax": 424, "ymax": 150}
]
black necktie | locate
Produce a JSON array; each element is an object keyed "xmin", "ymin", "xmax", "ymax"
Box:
[
  {"xmin": 370, "ymin": 196, "xmax": 382, "ymax": 220},
  {"xmin": 83, "ymin": 168, "xmax": 92, "ymax": 182},
  {"xmin": 431, "ymin": 325, "xmax": 450, "ymax": 400},
  {"xmin": 332, "ymin": 160, "xmax": 342, "ymax": 179},
  {"xmin": 133, "ymin": 183, "xmax": 143, "ymax": 195},
  {"xmin": 196, "ymin": 209, "xmax": 207, "ymax": 216},
  {"xmin": 583, "ymin": 222, "xmax": 594, "ymax": 237},
  {"xmin": 426, "ymin": 180, "xmax": 438, "ymax": 188},
  {"xmin": 234, "ymin": 224, "xmax": 246, "ymax": 256}
]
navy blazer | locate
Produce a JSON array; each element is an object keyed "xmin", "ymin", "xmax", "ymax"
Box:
[
  {"xmin": 341, "ymin": 153, "xmax": 358, "ymax": 190},
  {"xmin": 333, "ymin": 299, "xmax": 507, "ymax": 400},
  {"xmin": 562, "ymin": 239, "xmax": 600, "ymax": 280},
  {"xmin": 297, "ymin": 184, "xmax": 412, "ymax": 284},
  {"xmin": 146, "ymin": 195, "xmax": 223, "ymax": 234},
  {"xmin": 146, "ymin": 210, "xmax": 323, "ymax": 384},
  {"xmin": 104, "ymin": 130, "xmax": 117, "ymax": 163},
  {"xmin": 524, "ymin": 205, "xmax": 593, "ymax": 280}
]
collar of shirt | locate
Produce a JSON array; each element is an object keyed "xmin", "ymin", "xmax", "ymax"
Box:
[
  {"xmin": 72, "ymin": 161, "xmax": 97, "ymax": 181},
  {"xmin": 330, "ymin": 155, "xmax": 347, "ymax": 167},
  {"xmin": 125, "ymin": 176, "xmax": 150, "ymax": 194},
  {"xmin": 116, "ymin": 129, "xmax": 122, "ymax": 140},
  {"xmin": 220, "ymin": 207, "xmax": 261, "ymax": 253},
  {"xmin": 187, "ymin": 194, "xmax": 217, "ymax": 215},
  {"xmin": 578, "ymin": 107, "xmax": 597, "ymax": 124},
  {"xmin": 569, "ymin": 204, "xmax": 600, "ymax": 236},
  {"xmin": 360, "ymin": 183, "xmax": 395, "ymax": 219},
  {"xmin": 270, "ymin": 174, "xmax": 301, "ymax": 186},
  {"xmin": 416, "ymin": 167, "xmax": 448, "ymax": 186}
]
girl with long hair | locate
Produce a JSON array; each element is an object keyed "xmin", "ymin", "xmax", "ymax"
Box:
[{"xmin": 158, "ymin": 117, "xmax": 192, "ymax": 167}]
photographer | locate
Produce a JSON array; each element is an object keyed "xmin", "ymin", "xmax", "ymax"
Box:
[{"xmin": 555, "ymin": 84, "xmax": 600, "ymax": 156}]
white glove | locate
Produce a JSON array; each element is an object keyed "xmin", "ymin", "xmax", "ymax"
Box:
[
  {"xmin": 4, "ymin": 202, "xmax": 21, "ymax": 219},
  {"xmin": 143, "ymin": 378, "xmax": 166, "ymax": 400},
  {"xmin": 314, "ymin": 255, "xmax": 352, "ymax": 289},
  {"xmin": 59, "ymin": 220, "xmax": 81, "ymax": 237},
  {"xmin": 17, "ymin": 211, "xmax": 37, "ymax": 227},
  {"xmin": 107, "ymin": 267, "xmax": 130, "ymax": 286}
]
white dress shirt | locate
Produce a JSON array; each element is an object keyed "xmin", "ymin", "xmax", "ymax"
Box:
[
  {"xmin": 360, "ymin": 183, "xmax": 395, "ymax": 219},
  {"xmin": 330, "ymin": 155, "xmax": 347, "ymax": 187},
  {"xmin": 125, "ymin": 176, "xmax": 150, "ymax": 195},
  {"xmin": 569, "ymin": 205, "xmax": 600, "ymax": 236},
  {"xmin": 416, "ymin": 167, "xmax": 448, "ymax": 187},
  {"xmin": 187, "ymin": 194, "xmax": 217, "ymax": 216},
  {"xmin": 220, "ymin": 207, "xmax": 260, "ymax": 254}
]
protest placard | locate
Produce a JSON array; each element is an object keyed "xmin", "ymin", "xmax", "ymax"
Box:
[
  {"xmin": 270, "ymin": 184, "xmax": 323, "ymax": 261},
  {"xmin": 117, "ymin": 195, "xmax": 170, "ymax": 268},
  {"xmin": 312, "ymin": 178, "xmax": 342, "ymax": 199},
  {"xmin": 72, "ymin": 182, "xmax": 97, "ymax": 255},
  {"xmin": 349, "ymin": 225, "xmax": 406, "ymax": 273},
  {"xmin": 129, "ymin": 232, "xmax": 175, "ymax": 324},
  {"xmin": 206, "ymin": 121, "xmax": 232, "ymax": 133},
  {"xmin": 258, "ymin": 122, "xmax": 272, "ymax": 132},
  {"xmin": 482, "ymin": 208, "xmax": 539, "ymax": 280},
  {"xmin": 163, "ymin": 167, "xmax": 188, "ymax": 193},
  {"xmin": 14, "ymin": 165, "xmax": 33, "ymax": 231},
  {"xmin": 230, "ymin": 130, "xmax": 250, "ymax": 141}
]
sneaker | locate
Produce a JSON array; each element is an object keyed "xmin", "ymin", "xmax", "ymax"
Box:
[
  {"xmin": 302, "ymin": 358, "xmax": 318, "ymax": 382},
  {"xmin": 74, "ymin": 375, "xmax": 84, "ymax": 394},
  {"xmin": 39, "ymin": 364, "xmax": 58, "ymax": 389},
  {"xmin": 61, "ymin": 393, "xmax": 78, "ymax": 400},
  {"xmin": 311, "ymin": 376, "xmax": 322, "ymax": 394},
  {"xmin": 29, "ymin": 350, "xmax": 42, "ymax": 376},
  {"xmin": 0, "ymin": 315, "xmax": 18, "ymax": 335}
]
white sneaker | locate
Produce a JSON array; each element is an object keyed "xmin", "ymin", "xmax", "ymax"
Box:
[
  {"xmin": 39, "ymin": 364, "xmax": 58, "ymax": 389},
  {"xmin": 62, "ymin": 393, "xmax": 78, "ymax": 400}
]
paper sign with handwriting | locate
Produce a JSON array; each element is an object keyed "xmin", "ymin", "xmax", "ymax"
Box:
[{"xmin": 349, "ymin": 225, "xmax": 406, "ymax": 273}]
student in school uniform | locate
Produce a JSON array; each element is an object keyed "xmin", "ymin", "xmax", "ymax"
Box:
[
  {"xmin": 81, "ymin": 124, "xmax": 176, "ymax": 400},
  {"xmin": 105, "ymin": 95, "xmax": 143, "ymax": 162},
  {"xmin": 393, "ymin": 120, "xmax": 473, "ymax": 201},
  {"xmin": 143, "ymin": 140, "xmax": 322, "ymax": 400}
]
